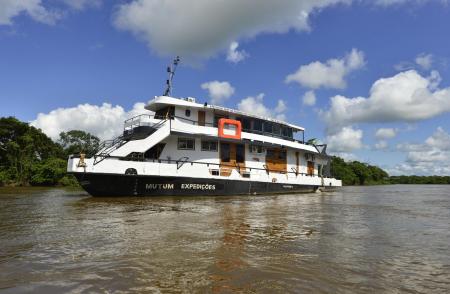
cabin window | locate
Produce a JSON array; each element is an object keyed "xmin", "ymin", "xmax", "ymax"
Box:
[
  {"xmin": 278, "ymin": 149, "xmax": 287, "ymax": 160},
  {"xmin": 264, "ymin": 122, "xmax": 272, "ymax": 133},
  {"xmin": 249, "ymin": 144, "xmax": 265, "ymax": 154},
  {"xmin": 282, "ymin": 127, "xmax": 289, "ymax": 137},
  {"xmin": 288, "ymin": 128, "xmax": 293, "ymax": 138},
  {"xmin": 253, "ymin": 119, "xmax": 263, "ymax": 132},
  {"xmin": 185, "ymin": 109, "xmax": 191, "ymax": 117},
  {"xmin": 178, "ymin": 138, "xmax": 195, "ymax": 150},
  {"xmin": 201, "ymin": 140, "xmax": 218, "ymax": 152},
  {"xmin": 155, "ymin": 106, "xmax": 174, "ymax": 119},
  {"xmin": 242, "ymin": 118, "xmax": 251, "ymax": 131},
  {"xmin": 220, "ymin": 143, "xmax": 230, "ymax": 162},
  {"xmin": 272, "ymin": 124, "xmax": 281, "ymax": 135}
]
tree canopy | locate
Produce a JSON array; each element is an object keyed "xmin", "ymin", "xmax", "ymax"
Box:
[{"xmin": 0, "ymin": 117, "xmax": 97, "ymax": 187}]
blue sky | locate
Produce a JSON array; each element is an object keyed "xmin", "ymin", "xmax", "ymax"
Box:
[{"xmin": 1, "ymin": 0, "xmax": 450, "ymax": 175}]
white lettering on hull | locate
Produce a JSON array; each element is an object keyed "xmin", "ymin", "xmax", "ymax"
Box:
[
  {"xmin": 181, "ymin": 184, "xmax": 216, "ymax": 190},
  {"xmin": 145, "ymin": 184, "xmax": 174, "ymax": 190},
  {"xmin": 145, "ymin": 183, "xmax": 216, "ymax": 190}
]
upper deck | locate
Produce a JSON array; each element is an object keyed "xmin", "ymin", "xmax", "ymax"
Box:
[{"xmin": 145, "ymin": 96, "xmax": 305, "ymax": 142}]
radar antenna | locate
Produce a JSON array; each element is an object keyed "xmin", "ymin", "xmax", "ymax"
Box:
[{"xmin": 163, "ymin": 56, "xmax": 181, "ymax": 97}]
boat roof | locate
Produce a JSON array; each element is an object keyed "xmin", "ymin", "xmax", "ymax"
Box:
[{"xmin": 145, "ymin": 96, "xmax": 305, "ymax": 131}]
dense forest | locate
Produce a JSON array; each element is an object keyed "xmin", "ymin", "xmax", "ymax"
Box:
[
  {"xmin": 0, "ymin": 116, "xmax": 448, "ymax": 187},
  {"xmin": 0, "ymin": 117, "xmax": 99, "ymax": 187}
]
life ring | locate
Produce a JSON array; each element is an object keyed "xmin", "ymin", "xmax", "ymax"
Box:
[{"xmin": 218, "ymin": 118, "xmax": 241, "ymax": 140}]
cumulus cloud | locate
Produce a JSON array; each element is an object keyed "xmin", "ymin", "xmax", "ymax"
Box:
[
  {"xmin": 415, "ymin": 53, "xmax": 433, "ymax": 70},
  {"xmin": 113, "ymin": 0, "xmax": 356, "ymax": 59},
  {"xmin": 31, "ymin": 102, "xmax": 148, "ymax": 140},
  {"xmin": 201, "ymin": 81, "xmax": 235, "ymax": 105},
  {"xmin": 326, "ymin": 127, "xmax": 364, "ymax": 153},
  {"xmin": 63, "ymin": 0, "xmax": 102, "ymax": 10},
  {"xmin": 375, "ymin": 140, "xmax": 388, "ymax": 150},
  {"xmin": 285, "ymin": 48, "xmax": 365, "ymax": 89},
  {"xmin": 302, "ymin": 91, "xmax": 316, "ymax": 106},
  {"xmin": 0, "ymin": 0, "xmax": 61, "ymax": 25},
  {"xmin": 390, "ymin": 127, "xmax": 450, "ymax": 175},
  {"xmin": 321, "ymin": 70, "xmax": 450, "ymax": 132},
  {"xmin": 226, "ymin": 41, "xmax": 248, "ymax": 63},
  {"xmin": 237, "ymin": 93, "xmax": 286, "ymax": 121},
  {"xmin": 375, "ymin": 128, "xmax": 397, "ymax": 140}
]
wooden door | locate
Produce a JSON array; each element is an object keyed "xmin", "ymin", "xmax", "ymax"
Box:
[
  {"xmin": 307, "ymin": 161, "xmax": 315, "ymax": 176},
  {"xmin": 198, "ymin": 111, "xmax": 205, "ymax": 126},
  {"xmin": 220, "ymin": 143, "xmax": 245, "ymax": 176}
]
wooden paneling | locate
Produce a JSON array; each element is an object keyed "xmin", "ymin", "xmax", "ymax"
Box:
[{"xmin": 265, "ymin": 148, "xmax": 287, "ymax": 173}]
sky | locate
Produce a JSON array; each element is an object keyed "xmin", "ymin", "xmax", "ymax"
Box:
[{"xmin": 1, "ymin": 0, "xmax": 450, "ymax": 176}]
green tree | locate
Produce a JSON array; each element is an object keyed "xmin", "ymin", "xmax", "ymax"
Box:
[
  {"xmin": 0, "ymin": 117, "xmax": 64, "ymax": 185},
  {"xmin": 59, "ymin": 130, "xmax": 100, "ymax": 157}
]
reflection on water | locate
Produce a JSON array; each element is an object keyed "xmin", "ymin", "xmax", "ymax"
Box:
[{"xmin": 0, "ymin": 186, "xmax": 449, "ymax": 293}]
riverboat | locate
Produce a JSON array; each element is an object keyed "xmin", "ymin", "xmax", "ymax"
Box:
[{"xmin": 67, "ymin": 58, "xmax": 342, "ymax": 196}]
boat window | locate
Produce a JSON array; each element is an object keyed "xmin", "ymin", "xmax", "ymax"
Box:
[
  {"xmin": 155, "ymin": 106, "xmax": 174, "ymax": 119},
  {"xmin": 242, "ymin": 118, "xmax": 251, "ymax": 131},
  {"xmin": 220, "ymin": 143, "xmax": 230, "ymax": 162},
  {"xmin": 236, "ymin": 144, "xmax": 245, "ymax": 163},
  {"xmin": 249, "ymin": 144, "xmax": 265, "ymax": 154},
  {"xmin": 266, "ymin": 149, "xmax": 276, "ymax": 159},
  {"xmin": 288, "ymin": 128, "xmax": 293, "ymax": 138},
  {"xmin": 282, "ymin": 127, "xmax": 289, "ymax": 137},
  {"xmin": 264, "ymin": 122, "xmax": 272, "ymax": 133},
  {"xmin": 201, "ymin": 140, "xmax": 218, "ymax": 152},
  {"xmin": 178, "ymin": 138, "xmax": 195, "ymax": 150},
  {"xmin": 185, "ymin": 109, "xmax": 191, "ymax": 117},
  {"xmin": 253, "ymin": 119, "xmax": 263, "ymax": 132},
  {"xmin": 272, "ymin": 124, "xmax": 281, "ymax": 135}
]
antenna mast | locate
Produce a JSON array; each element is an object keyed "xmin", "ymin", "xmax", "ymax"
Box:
[{"xmin": 163, "ymin": 56, "xmax": 180, "ymax": 97}]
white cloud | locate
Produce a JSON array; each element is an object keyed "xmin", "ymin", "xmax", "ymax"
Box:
[
  {"xmin": 321, "ymin": 70, "xmax": 450, "ymax": 132},
  {"xmin": 113, "ymin": 0, "xmax": 356, "ymax": 59},
  {"xmin": 31, "ymin": 102, "xmax": 147, "ymax": 140},
  {"xmin": 113, "ymin": 0, "xmax": 444, "ymax": 59},
  {"xmin": 226, "ymin": 41, "xmax": 248, "ymax": 63},
  {"xmin": 285, "ymin": 48, "xmax": 365, "ymax": 89},
  {"xmin": 326, "ymin": 127, "xmax": 364, "ymax": 153},
  {"xmin": 415, "ymin": 53, "xmax": 433, "ymax": 70},
  {"xmin": 375, "ymin": 140, "xmax": 388, "ymax": 150},
  {"xmin": 63, "ymin": 0, "xmax": 102, "ymax": 10},
  {"xmin": 201, "ymin": 81, "xmax": 235, "ymax": 105},
  {"xmin": 302, "ymin": 90, "xmax": 316, "ymax": 106},
  {"xmin": 237, "ymin": 93, "xmax": 286, "ymax": 121},
  {"xmin": 390, "ymin": 127, "xmax": 450, "ymax": 175},
  {"xmin": 375, "ymin": 128, "xmax": 397, "ymax": 140},
  {"xmin": 275, "ymin": 100, "xmax": 287, "ymax": 113},
  {"xmin": 0, "ymin": 0, "xmax": 61, "ymax": 25}
]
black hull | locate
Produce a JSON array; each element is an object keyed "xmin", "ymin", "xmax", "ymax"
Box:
[{"xmin": 72, "ymin": 172, "xmax": 334, "ymax": 197}]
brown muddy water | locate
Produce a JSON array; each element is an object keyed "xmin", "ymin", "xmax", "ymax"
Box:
[{"xmin": 0, "ymin": 185, "xmax": 449, "ymax": 293}]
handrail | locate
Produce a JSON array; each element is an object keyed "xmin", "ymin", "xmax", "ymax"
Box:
[{"xmin": 176, "ymin": 156, "xmax": 189, "ymax": 170}]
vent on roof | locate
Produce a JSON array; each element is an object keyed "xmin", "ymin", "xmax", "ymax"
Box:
[{"xmin": 185, "ymin": 97, "xmax": 196, "ymax": 103}]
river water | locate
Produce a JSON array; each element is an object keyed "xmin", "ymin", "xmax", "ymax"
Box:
[{"xmin": 0, "ymin": 185, "xmax": 449, "ymax": 293}]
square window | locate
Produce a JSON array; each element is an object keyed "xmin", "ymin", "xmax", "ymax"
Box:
[
  {"xmin": 178, "ymin": 138, "xmax": 195, "ymax": 150},
  {"xmin": 201, "ymin": 140, "xmax": 218, "ymax": 151}
]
